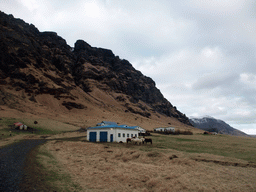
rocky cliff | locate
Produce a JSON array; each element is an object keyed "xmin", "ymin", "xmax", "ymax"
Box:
[{"xmin": 0, "ymin": 11, "xmax": 191, "ymax": 126}]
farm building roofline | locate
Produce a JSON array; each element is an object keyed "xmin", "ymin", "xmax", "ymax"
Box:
[{"xmin": 88, "ymin": 125, "xmax": 139, "ymax": 130}]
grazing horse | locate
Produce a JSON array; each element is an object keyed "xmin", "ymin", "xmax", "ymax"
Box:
[
  {"xmin": 127, "ymin": 137, "xmax": 137, "ymax": 144},
  {"xmin": 144, "ymin": 138, "xmax": 152, "ymax": 144},
  {"xmin": 126, "ymin": 138, "xmax": 132, "ymax": 143},
  {"xmin": 131, "ymin": 137, "xmax": 143, "ymax": 145}
]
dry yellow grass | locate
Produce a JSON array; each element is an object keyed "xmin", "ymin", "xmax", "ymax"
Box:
[{"xmin": 41, "ymin": 140, "xmax": 256, "ymax": 192}]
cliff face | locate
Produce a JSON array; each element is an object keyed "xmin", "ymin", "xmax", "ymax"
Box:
[
  {"xmin": 0, "ymin": 12, "xmax": 76, "ymax": 101},
  {"xmin": 0, "ymin": 11, "xmax": 191, "ymax": 126},
  {"xmin": 72, "ymin": 40, "xmax": 189, "ymax": 123}
]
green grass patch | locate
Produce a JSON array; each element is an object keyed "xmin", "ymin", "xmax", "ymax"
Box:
[
  {"xmin": 175, "ymin": 138, "xmax": 202, "ymax": 142},
  {"xmin": 31, "ymin": 126, "xmax": 59, "ymax": 135},
  {"xmin": 149, "ymin": 134, "xmax": 256, "ymax": 163},
  {"xmin": 0, "ymin": 117, "xmax": 79, "ymax": 137},
  {"xmin": 0, "ymin": 117, "xmax": 24, "ymax": 138}
]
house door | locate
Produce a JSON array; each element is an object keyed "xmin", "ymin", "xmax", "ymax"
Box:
[
  {"xmin": 89, "ymin": 132, "xmax": 97, "ymax": 142},
  {"xmin": 100, "ymin": 131, "xmax": 108, "ymax": 142},
  {"xmin": 110, "ymin": 134, "xmax": 113, "ymax": 142}
]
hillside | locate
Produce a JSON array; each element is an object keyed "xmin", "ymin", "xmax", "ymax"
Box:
[
  {"xmin": 0, "ymin": 11, "xmax": 196, "ymax": 131},
  {"xmin": 189, "ymin": 116, "xmax": 248, "ymax": 136}
]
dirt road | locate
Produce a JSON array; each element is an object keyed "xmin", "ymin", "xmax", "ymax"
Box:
[{"xmin": 0, "ymin": 139, "xmax": 46, "ymax": 192}]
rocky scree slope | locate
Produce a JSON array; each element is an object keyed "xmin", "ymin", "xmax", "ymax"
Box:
[{"xmin": 0, "ymin": 11, "xmax": 191, "ymax": 125}]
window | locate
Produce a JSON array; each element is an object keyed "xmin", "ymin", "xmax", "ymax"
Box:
[
  {"xmin": 118, "ymin": 133, "xmax": 121, "ymax": 137},
  {"xmin": 127, "ymin": 133, "xmax": 129, "ymax": 137},
  {"xmin": 123, "ymin": 133, "xmax": 125, "ymax": 137},
  {"xmin": 135, "ymin": 134, "xmax": 137, "ymax": 137},
  {"xmin": 131, "ymin": 134, "xmax": 133, "ymax": 137}
]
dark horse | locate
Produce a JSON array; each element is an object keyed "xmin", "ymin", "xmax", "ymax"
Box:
[
  {"xmin": 126, "ymin": 138, "xmax": 132, "ymax": 143},
  {"xmin": 144, "ymin": 138, "xmax": 152, "ymax": 144},
  {"xmin": 127, "ymin": 136, "xmax": 136, "ymax": 144}
]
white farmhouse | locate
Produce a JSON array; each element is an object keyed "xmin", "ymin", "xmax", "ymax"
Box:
[{"xmin": 87, "ymin": 124, "xmax": 139, "ymax": 143}]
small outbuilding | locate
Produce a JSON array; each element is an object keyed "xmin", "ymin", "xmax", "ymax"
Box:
[
  {"xmin": 134, "ymin": 126, "xmax": 146, "ymax": 133},
  {"xmin": 154, "ymin": 127, "xmax": 175, "ymax": 133},
  {"xmin": 13, "ymin": 122, "xmax": 27, "ymax": 130},
  {"xmin": 87, "ymin": 124, "xmax": 139, "ymax": 143},
  {"xmin": 154, "ymin": 127, "xmax": 165, "ymax": 132}
]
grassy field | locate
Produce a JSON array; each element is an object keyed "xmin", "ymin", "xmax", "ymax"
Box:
[
  {"xmin": 1, "ymin": 116, "xmax": 255, "ymax": 164},
  {"xmin": 41, "ymin": 137, "xmax": 256, "ymax": 192},
  {"xmin": 149, "ymin": 133, "xmax": 256, "ymax": 163},
  {"xmin": 0, "ymin": 117, "xmax": 82, "ymax": 147},
  {"xmin": 1, "ymin": 116, "xmax": 256, "ymax": 191},
  {"xmin": 19, "ymin": 142, "xmax": 82, "ymax": 191},
  {"xmin": 0, "ymin": 117, "xmax": 79, "ymax": 138},
  {"xmin": 35, "ymin": 144, "xmax": 82, "ymax": 191},
  {"xmin": 99, "ymin": 133, "xmax": 256, "ymax": 164}
]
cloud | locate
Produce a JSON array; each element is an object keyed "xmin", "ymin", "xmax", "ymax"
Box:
[
  {"xmin": 133, "ymin": 44, "xmax": 256, "ymax": 127},
  {"xmin": 18, "ymin": 0, "xmax": 40, "ymax": 11},
  {"xmin": 232, "ymin": 124, "xmax": 256, "ymax": 135},
  {"xmin": 192, "ymin": 73, "xmax": 239, "ymax": 90}
]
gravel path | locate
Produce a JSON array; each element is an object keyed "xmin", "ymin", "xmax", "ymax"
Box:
[{"xmin": 0, "ymin": 139, "xmax": 46, "ymax": 192}]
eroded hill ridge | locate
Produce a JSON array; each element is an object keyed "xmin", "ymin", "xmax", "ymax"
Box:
[
  {"xmin": 0, "ymin": 11, "xmax": 191, "ymax": 126},
  {"xmin": 189, "ymin": 116, "xmax": 248, "ymax": 136}
]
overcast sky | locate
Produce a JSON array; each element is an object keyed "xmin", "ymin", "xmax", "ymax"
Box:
[{"xmin": 1, "ymin": 0, "xmax": 256, "ymax": 134}]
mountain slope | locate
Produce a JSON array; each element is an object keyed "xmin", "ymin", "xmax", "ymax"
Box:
[
  {"xmin": 189, "ymin": 116, "xmax": 248, "ymax": 136},
  {"xmin": 0, "ymin": 11, "xmax": 193, "ymax": 130}
]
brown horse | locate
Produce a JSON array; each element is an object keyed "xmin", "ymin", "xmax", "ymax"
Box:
[
  {"xmin": 144, "ymin": 138, "xmax": 152, "ymax": 144},
  {"xmin": 126, "ymin": 138, "xmax": 132, "ymax": 143}
]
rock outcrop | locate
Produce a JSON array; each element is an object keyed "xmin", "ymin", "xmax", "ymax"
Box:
[{"xmin": 0, "ymin": 11, "xmax": 191, "ymax": 126}]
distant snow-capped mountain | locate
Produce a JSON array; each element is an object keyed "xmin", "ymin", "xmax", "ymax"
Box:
[{"xmin": 189, "ymin": 116, "xmax": 248, "ymax": 137}]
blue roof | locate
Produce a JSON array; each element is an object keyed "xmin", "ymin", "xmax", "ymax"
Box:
[{"xmin": 87, "ymin": 124, "xmax": 138, "ymax": 130}]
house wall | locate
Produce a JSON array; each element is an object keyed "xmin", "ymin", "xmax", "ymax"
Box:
[
  {"xmin": 136, "ymin": 127, "xmax": 146, "ymax": 133},
  {"xmin": 87, "ymin": 128, "xmax": 139, "ymax": 143},
  {"xmin": 154, "ymin": 128, "xmax": 165, "ymax": 132},
  {"xmin": 154, "ymin": 127, "xmax": 175, "ymax": 132},
  {"xmin": 165, "ymin": 127, "xmax": 175, "ymax": 132}
]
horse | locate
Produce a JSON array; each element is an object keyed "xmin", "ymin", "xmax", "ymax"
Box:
[
  {"xmin": 131, "ymin": 137, "xmax": 143, "ymax": 145},
  {"xmin": 144, "ymin": 138, "xmax": 152, "ymax": 144},
  {"xmin": 126, "ymin": 138, "xmax": 132, "ymax": 143}
]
